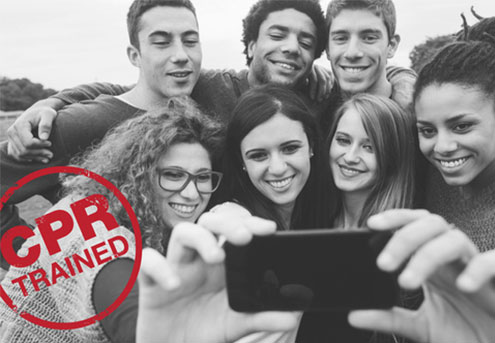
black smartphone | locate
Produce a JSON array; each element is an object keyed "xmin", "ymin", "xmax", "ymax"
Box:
[{"xmin": 224, "ymin": 228, "xmax": 399, "ymax": 312}]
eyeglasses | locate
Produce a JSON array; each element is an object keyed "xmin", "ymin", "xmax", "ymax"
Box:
[{"xmin": 157, "ymin": 167, "xmax": 223, "ymax": 194}]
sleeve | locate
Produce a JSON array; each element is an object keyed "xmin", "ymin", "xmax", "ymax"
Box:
[
  {"xmin": 93, "ymin": 258, "xmax": 137, "ymax": 343},
  {"xmin": 386, "ymin": 65, "xmax": 417, "ymax": 112},
  {"xmin": 52, "ymin": 82, "xmax": 132, "ymax": 105},
  {"xmin": 0, "ymin": 204, "xmax": 33, "ymax": 270}
]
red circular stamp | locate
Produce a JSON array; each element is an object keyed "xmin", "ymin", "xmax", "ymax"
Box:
[{"xmin": 0, "ymin": 166, "xmax": 142, "ymax": 330}]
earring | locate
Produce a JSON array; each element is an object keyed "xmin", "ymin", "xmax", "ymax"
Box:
[
  {"xmin": 310, "ymin": 152, "xmax": 314, "ymax": 157},
  {"xmin": 242, "ymin": 166, "xmax": 246, "ymax": 171}
]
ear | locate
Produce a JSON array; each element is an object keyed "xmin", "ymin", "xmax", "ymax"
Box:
[
  {"xmin": 309, "ymin": 146, "xmax": 314, "ymax": 158},
  {"xmin": 387, "ymin": 34, "xmax": 400, "ymax": 59},
  {"xmin": 127, "ymin": 45, "xmax": 141, "ymax": 68},
  {"xmin": 247, "ymin": 40, "xmax": 256, "ymax": 60},
  {"xmin": 325, "ymin": 45, "xmax": 330, "ymax": 61}
]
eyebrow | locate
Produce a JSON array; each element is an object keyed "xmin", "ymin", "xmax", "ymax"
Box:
[
  {"xmin": 417, "ymin": 113, "xmax": 475, "ymax": 126},
  {"xmin": 148, "ymin": 29, "xmax": 199, "ymax": 38},
  {"xmin": 269, "ymin": 25, "xmax": 316, "ymax": 41},
  {"xmin": 244, "ymin": 140, "xmax": 303, "ymax": 155},
  {"xmin": 330, "ymin": 28, "xmax": 383, "ymax": 35},
  {"xmin": 335, "ymin": 131, "xmax": 370, "ymax": 142}
]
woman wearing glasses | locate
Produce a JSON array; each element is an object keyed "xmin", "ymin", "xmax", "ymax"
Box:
[{"xmin": 0, "ymin": 98, "xmax": 225, "ymax": 343}]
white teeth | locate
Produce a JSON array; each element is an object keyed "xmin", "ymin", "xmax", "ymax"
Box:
[
  {"xmin": 340, "ymin": 165, "xmax": 360, "ymax": 176},
  {"xmin": 267, "ymin": 176, "xmax": 293, "ymax": 188},
  {"xmin": 439, "ymin": 158, "xmax": 468, "ymax": 168},
  {"xmin": 343, "ymin": 67, "xmax": 366, "ymax": 73},
  {"xmin": 170, "ymin": 203, "xmax": 196, "ymax": 214},
  {"xmin": 170, "ymin": 72, "xmax": 190, "ymax": 77},
  {"xmin": 275, "ymin": 62, "xmax": 295, "ymax": 70}
]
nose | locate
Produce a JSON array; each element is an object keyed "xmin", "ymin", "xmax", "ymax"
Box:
[
  {"xmin": 179, "ymin": 179, "xmax": 200, "ymax": 199},
  {"xmin": 343, "ymin": 36, "xmax": 364, "ymax": 60},
  {"xmin": 343, "ymin": 144, "xmax": 361, "ymax": 164},
  {"xmin": 281, "ymin": 34, "xmax": 300, "ymax": 56},
  {"xmin": 171, "ymin": 42, "xmax": 189, "ymax": 64},
  {"xmin": 268, "ymin": 153, "xmax": 287, "ymax": 175},
  {"xmin": 433, "ymin": 131, "xmax": 458, "ymax": 155}
]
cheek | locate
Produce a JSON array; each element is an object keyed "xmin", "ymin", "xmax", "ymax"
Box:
[{"xmin": 418, "ymin": 137, "xmax": 434, "ymax": 156}]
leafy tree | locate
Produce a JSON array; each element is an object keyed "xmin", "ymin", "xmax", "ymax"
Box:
[
  {"xmin": 409, "ymin": 34, "xmax": 456, "ymax": 73},
  {"xmin": 0, "ymin": 77, "xmax": 57, "ymax": 111}
]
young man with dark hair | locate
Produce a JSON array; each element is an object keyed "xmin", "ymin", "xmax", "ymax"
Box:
[{"xmin": 0, "ymin": 0, "xmax": 202, "ymax": 270}]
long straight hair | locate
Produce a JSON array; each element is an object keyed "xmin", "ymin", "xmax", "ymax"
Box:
[
  {"xmin": 224, "ymin": 85, "xmax": 333, "ymax": 230},
  {"xmin": 327, "ymin": 94, "xmax": 417, "ymax": 226}
]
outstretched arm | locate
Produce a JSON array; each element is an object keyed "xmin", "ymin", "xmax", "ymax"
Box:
[{"xmin": 348, "ymin": 209, "xmax": 495, "ymax": 343}]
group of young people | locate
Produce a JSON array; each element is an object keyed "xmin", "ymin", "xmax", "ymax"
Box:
[{"xmin": 0, "ymin": 0, "xmax": 494, "ymax": 342}]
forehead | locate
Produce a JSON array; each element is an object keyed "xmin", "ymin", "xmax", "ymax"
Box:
[
  {"xmin": 329, "ymin": 9, "xmax": 387, "ymax": 34},
  {"xmin": 336, "ymin": 107, "xmax": 368, "ymax": 137},
  {"xmin": 158, "ymin": 142, "xmax": 211, "ymax": 170},
  {"xmin": 415, "ymin": 83, "xmax": 495, "ymax": 122},
  {"xmin": 241, "ymin": 113, "xmax": 308, "ymax": 150},
  {"xmin": 138, "ymin": 6, "xmax": 198, "ymax": 38},
  {"xmin": 258, "ymin": 8, "xmax": 317, "ymax": 37}
]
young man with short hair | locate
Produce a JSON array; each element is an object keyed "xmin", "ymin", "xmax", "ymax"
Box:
[{"xmin": 0, "ymin": 0, "xmax": 202, "ymax": 269}]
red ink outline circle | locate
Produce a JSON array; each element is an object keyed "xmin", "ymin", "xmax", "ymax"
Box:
[{"xmin": 0, "ymin": 166, "xmax": 142, "ymax": 330}]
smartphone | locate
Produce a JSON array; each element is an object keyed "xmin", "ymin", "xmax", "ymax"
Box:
[{"xmin": 224, "ymin": 228, "xmax": 399, "ymax": 312}]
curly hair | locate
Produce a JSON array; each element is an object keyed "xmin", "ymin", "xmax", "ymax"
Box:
[
  {"xmin": 326, "ymin": 0, "xmax": 397, "ymax": 40},
  {"xmin": 327, "ymin": 94, "xmax": 417, "ymax": 226},
  {"xmin": 242, "ymin": 0, "xmax": 327, "ymax": 65},
  {"xmin": 127, "ymin": 0, "xmax": 197, "ymax": 50},
  {"xmin": 413, "ymin": 40, "xmax": 495, "ymax": 107},
  {"xmin": 63, "ymin": 98, "xmax": 224, "ymax": 253}
]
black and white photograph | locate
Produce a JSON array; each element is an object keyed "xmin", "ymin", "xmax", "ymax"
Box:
[{"xmin": 1, "ymin": 0, "xmax": 495, "ymax": 342}]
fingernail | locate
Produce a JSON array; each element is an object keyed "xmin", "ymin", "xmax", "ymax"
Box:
[
  {"xmin": 457, "ymin": 274, "xmax": 478, "ymax": 292},
  {"xmin": 377, "ymin": 252, "xmax": 395, "ymax": 271},
  {"xmin": 166, "ymin": 276, "xmax": 180, "ymax": 290},
  {"xmin": 42, "ymin": 159, "xmax": 48, "ymax": 164},
  {"xmin": 399, "ymin": 270, "xmax": 420, "ymax": 289}
]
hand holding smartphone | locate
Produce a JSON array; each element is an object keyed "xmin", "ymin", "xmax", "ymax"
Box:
[{"xmin": 224, "ymin": 229, "xmax": 399, "ymax": 312}]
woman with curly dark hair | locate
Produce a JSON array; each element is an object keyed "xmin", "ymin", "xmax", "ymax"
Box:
[{"xmin": 0, "ymin": 98, "xmax": 224, "ymax": 343}]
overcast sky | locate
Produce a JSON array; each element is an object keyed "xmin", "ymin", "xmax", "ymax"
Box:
[{"xmin": 1, "ymin": 0, "xmax": 494, "ymax": 90}]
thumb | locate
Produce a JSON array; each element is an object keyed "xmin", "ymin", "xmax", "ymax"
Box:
[
  {"xmin": 37, "ymin": 109, "xmax": 57, "ymax": 140},
  {"xmin": 348, "ymin": 307, "xmax": 427, "ymax": 343}
]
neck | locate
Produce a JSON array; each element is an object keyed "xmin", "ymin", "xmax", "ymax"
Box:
[
  {"xmin": 460, "ymin": 161, "xmax": 495, "ymax": 197},
  {"xmin": 121, "ymin": 81, "xmax": 173, "ymax": 111},
  {"xmin": 341, "ymin": 190, "xmax": 369, "ymax": 228},
  {"xmin": 276, "ymin": 201, "xmax": 295, "ymax": 230},
  {"xmin": 341, "ymin": 73, "xmax": 392, "ymax": 101}
]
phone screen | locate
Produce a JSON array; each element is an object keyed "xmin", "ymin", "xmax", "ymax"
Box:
[{"xmin": 225, "ymin": 229, "xmax": 399, "ymax": 312}]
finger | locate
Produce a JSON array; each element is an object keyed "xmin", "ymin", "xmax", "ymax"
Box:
[
  {"xmin": 399, "ymin": 229, "xmax": 477, "ymax": 289},
  {"xmin": 197, "ymin": 212, "xmax": 276, "ymax": 245},
  {"xmin": 37, "ymin": 109, "xmax": 57, "ymax": 140},
  {"xmin": 457, "ymin": 249, "xmax": 495, "ymax": 292},
  {"xmin": 367, "ymin": 209, "xmax": 432, "ymax": 231},
  {"xmin": 348, "ymin": 307, "xmax": 426, "ymax": 342},
  {"xmin": 376, "ymin": 213, "xmax": 450, "ymax": 272},
  {"xmin": 243, "ymin": 311, "xmax": 299, "ymax": 333},
  {"xmin": 8, "ymin": 148, "xmax": 53, "ymax": 163},
  {"xmin": 308, "ymin": 68, "xmax": 317, "ymax": 101},
  {"xmin": 167, "ymin": 222, "xmax": 225, "ymax": 265},
  {"xmin": 139, "ymin": 248, "xmax": 180, "ymax": 290}
]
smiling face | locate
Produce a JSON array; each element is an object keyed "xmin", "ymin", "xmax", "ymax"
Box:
[
  {"xmin": 415, "ymin": 83, "xmax": 495, "ymax": 186},
  {"xmin": 247, "ymin": 8, "xmax": 317, "ymax": 88},
  {"xmin": 327, "ymin": 9, "xmax": 398, "ymax": 96},
  {"xmin": 240, "ymin": 113, "xmax": 312, "ymax": 207},
  {"xmin": 329, "ymin": 106, "xmax": 377, "ymax": 196},
  {"xmin": 154, "ymin": 142, "xmax": 211, "ymax": 227},
  {"xmin": 129, "ymin": 6, "xmax": 202, "ymax": 100}
]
